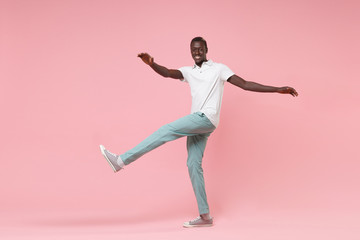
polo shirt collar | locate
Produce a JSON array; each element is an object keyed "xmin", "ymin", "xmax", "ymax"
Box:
[{"xmin": 193, "ymin": 59, "xmax": 213, "ymax": 69}]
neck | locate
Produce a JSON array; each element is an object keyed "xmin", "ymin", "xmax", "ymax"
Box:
[{"xmin": 195, "ymin": 59, "xmax": 208, "ymax": 67}]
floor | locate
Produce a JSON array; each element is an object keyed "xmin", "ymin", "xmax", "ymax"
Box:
[{"xmin": 1, "ymin": 209, "xmax": 358, "ymax": 240}]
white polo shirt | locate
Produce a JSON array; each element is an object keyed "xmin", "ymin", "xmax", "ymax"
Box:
[{"xmin": 179, "ymin": 60, "xmax": 234, "ymax": 127}]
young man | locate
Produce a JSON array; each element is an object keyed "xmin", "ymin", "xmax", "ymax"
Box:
[{"xmin": 100, "ymin": 37, "xmax": 298, "ymax": 228}]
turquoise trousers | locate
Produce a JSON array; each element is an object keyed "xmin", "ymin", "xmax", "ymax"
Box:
[{"xmin": 120, "ymin": 112, "xmax": 216, "ymax": 215}]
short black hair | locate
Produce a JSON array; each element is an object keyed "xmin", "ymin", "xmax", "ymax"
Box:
[{"xmin": 190, "ymin": 36, "xmax": 208, "ymax": 53}]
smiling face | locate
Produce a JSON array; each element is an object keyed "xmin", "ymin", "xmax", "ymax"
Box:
[{"xmin": 191, "ymin": 41, "xmax": 208, "ymax": 67}]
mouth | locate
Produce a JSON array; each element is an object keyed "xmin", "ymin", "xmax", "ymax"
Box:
[{"xmin": 194, "ymin": 55, "xmax": 202, "ymax": 60}]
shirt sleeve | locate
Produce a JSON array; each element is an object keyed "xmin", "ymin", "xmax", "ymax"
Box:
[
  {"xmin": 219, "ymin": 64, "xmax": 235, "ymax": 82},
  {"xmin": 178, "ymin": 66, "xmax": 189, "ymax": 83}
]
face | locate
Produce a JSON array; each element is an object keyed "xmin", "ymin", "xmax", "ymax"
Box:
[{"xmin": 190, "ymin": 41, "xmax": 207, "ymax": 66}]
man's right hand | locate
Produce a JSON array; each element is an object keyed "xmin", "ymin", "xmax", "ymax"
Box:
[
  {"xmin": 137, "ymin": 53, "xmax": 183, "ymax": 80},
  {"xmin": 137, "ymin": 53, "xmax": 154, "ymax": 66}
]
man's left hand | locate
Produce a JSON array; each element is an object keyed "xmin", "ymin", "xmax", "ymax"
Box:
[{"xmin": 278, "ymin": 87, "xmax": 298, "ymax": 97}]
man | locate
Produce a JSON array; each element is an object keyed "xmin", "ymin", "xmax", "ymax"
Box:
[{"xmin": 100, "ymin": 37, "xmax": 298, "ymax": 228}]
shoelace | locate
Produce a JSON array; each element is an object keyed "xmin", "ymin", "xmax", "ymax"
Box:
[
  {"xmin": 189, "ymin": 216, "xmax": 201, "ymax": 224},
  {"xmin": 106, "ymin": 150, "xmax": 117, "ymax": 158}
]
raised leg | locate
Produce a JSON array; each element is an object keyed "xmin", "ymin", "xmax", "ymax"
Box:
[{"xmin": 120, "ymin": 112, "xmax": 215, "ymax": 165}]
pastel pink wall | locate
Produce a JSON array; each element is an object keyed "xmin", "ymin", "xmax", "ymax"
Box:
[{"xmin": 1, "ymin": 0, "xmax": 359, "ymax": 224}]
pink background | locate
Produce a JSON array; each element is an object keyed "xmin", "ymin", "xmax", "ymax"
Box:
[{"xmin": 1, "ymin": 0, "xmax": 359, "ymax": 239}]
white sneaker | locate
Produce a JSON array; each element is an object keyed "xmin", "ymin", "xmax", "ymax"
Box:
[
  {"xmin": 99, "ymin": 145, "xmax": 123, "ymax": 172},
  {"xmin": 183, "ymin": 216, "xmax": 213, "ymax": 228}
]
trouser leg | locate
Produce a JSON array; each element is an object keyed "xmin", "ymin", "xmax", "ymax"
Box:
[
  {"xmin": 120, "ymin": 112, "xmax": 215, "ymax": 165},
  {"xmin": 187, "ymin": 133, "xmax": 212, "ymax": 215}
]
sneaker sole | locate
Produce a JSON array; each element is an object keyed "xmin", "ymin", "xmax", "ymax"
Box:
[
  {"xmin": 99, "ymin": 145, "xmax": 117, "ymax": 173},
  {"xmin": 183, "ymin": 223, "xmax": 213, "ymax": 228}
]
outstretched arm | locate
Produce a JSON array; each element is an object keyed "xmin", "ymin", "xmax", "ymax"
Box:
[
  {"xmin": 137, "ymin": 53, "xmax": 183, "ymax": 80},
  {"xmin": 228, "ymin": 75, "xmax": 298, "ymax": 97}
]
